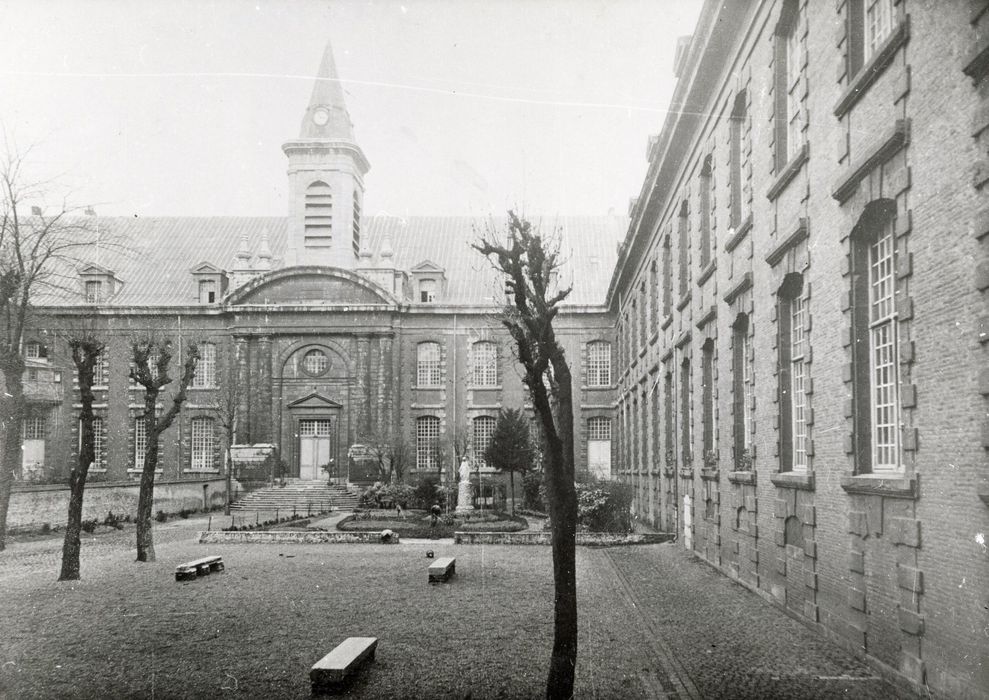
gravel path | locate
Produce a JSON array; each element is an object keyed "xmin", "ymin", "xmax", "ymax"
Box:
[{"xmin": 0, "ymin": 524, "xmax": 901, "ymax": 699}]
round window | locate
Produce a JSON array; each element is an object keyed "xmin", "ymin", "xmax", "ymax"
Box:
[{"xmin": 302, "ymin": 349, "xmax": 329, "ymax": 377}]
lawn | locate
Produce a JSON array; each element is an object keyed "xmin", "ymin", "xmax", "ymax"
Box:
[
  {"xmin": 0, "ymin": 540, "xmax": 654, "ymax": 699},
  {"xmin": 338, "ymin": 509, "xmax": 529, "ymax": 539}
]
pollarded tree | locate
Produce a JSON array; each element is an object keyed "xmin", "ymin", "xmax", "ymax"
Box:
[
  {"xmin": 57, "ymin": 334, "xmax": 105, "ymax": 581},
  {"xmin": 474, "ymin": 211, "xmax": 578, "ymax": 700},
  {"xmin": 130, "ymin": 339, "xmax": 199, "ymax": 562},
  {"xmin": 483, "ymin": 407, "xmax": 536, "ymax": 515},
  {"xmin": 0, "ymin": 144, "xmax": 119, "ymax": 551}
]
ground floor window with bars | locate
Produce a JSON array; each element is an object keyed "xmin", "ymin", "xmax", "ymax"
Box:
[
  {"xmin": 190, "ymin": 417, "xmax": 216, "ymax": 470},
  {"xmin": 587, "ymin": 416, "xmax": 612, "ymax": 479},
  {"xmin": 416, "ymin": 416, "xmax": 440, "ymax": 471}
]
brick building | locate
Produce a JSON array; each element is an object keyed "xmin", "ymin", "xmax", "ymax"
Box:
[
  {"xmin": 609, "ymin": 0, "xmax": 988, "ymax": 696},
  {"xmin": 16, "ymin": 42, "xmax": 620, "ymax": 501}
]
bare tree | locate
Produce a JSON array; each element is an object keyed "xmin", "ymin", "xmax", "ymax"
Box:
[
  {"xmin": 129, "ymin": 340, "xmax": 199, "ymax": 562},
  {"xmin": 57, "ymin": 333, "xmax": 104, "ymax": 580},
  {"xmin": 0, "ymin": 143, "xmax": 117, "ymax": 551},
  {"xmin": 474, "ymin": 212, "xmax": 578, "ymax": 700},
  {"xmin": 205, "ymin": 373, "xmax": 239, "ymax": 514},
  {"xmin": 359, "ymin": 427, "xmax": 416, "ymax": 484}
]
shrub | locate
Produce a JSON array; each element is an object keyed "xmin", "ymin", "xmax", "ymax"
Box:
[
  {"xmin": 155, "ymin": 510, "xmax": 167, "ymax": 523},
  {"xmin": 80, "ymin": 519, "xmax": 98, "ymax": 533},
  {"xmin": 40, "ymin": 522, "xmax": 51, "ymax": 534},
  {"xmin": 382, "ymin": 483, "xmax": 415, "ymax": 508},
  {"xmin": 411, "ymin": 477, "xmax": 445, "ymax": 510},
  {"xmin": 522, "ymin": 470, "xmax": 545, "ymax": 511},
  {"xmin": 576, "ymin": 480, "xmax": 633, "ymax": 533}
]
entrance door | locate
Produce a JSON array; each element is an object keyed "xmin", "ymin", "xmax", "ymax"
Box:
[{"xmin": 299, "ymin": 419, "xmax": 333, "ymax": 480}]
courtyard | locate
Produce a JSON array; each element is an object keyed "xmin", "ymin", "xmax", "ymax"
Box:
[{"xmin": 0, "ymin": 519, "xmax": 902, "ymax": 699}]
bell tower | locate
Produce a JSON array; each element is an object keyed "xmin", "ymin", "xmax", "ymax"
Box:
[{"xmin": 283, "ymin": 41, "xmax": 370, "ymax": 268}]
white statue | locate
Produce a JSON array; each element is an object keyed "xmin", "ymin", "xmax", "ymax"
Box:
[
  {"xmin": 459, "ymin": 457, "xmax": 471, "ymax": 481},
  {"xmin": 456, "ymin": 457, "xmax": 474, "ymax": 513}
]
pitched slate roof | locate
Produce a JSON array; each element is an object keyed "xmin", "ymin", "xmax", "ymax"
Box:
[{"xmin": 35, "ymin": 215, "xmax": 624, "ymax": 308}]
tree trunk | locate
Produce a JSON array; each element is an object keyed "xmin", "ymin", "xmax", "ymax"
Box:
[
  {"xmin": 135, "ymin": 441, "xmax": 159, "ymax": 562},
  {"xmin": 135, "ymin": 389, "xmax": 160, "ymax": 563},
  {"xmin": 544, "ymin": 363, "xmax": 577, "ymax": 700},
  {"xmin": 0, "ymin": 361, "xmax": 25, "ymax": 551},
  {"xmin": 58, "ymin": 464, "xmax": 88, "ymax": 580}
]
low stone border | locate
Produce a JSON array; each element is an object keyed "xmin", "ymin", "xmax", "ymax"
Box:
[
  {"xmin": 453, "ymin": 531, "xmax": 674, "ymax": 546},
  {"xmin": 198, "ymin": 530, "xmax": 400, "ymax": 544}
]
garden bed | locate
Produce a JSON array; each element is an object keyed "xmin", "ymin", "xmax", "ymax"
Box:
[{"xmin": 337, "ymin": 510, "xmax": 527, "ymax": 539}]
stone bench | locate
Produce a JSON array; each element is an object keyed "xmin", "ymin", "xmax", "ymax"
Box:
[
  {"xmin": 175, "ymin": 555, "xmax": 223, "ymax": 581},
  {"xmin": 428, "ymin": 556, "xmax": 456, "ymax": 583},
  {"xmin": 310, "ymin": 637, "xmax": 378, "ymax": 692}
]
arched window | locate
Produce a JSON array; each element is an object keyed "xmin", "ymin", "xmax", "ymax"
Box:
[
  {"xmin": 190, "ymin": 417, "xmax": 216, "ymax": 471},
  {"xmin": 304, "ymin": 181, "xmax": 333, "ymax": 247},
  {"xmin": 193, "ymin": 342, "xmax": 216, "ymax": 388},
  {"xmin": 301, "ymin": 349, "xmax": 329, "ymax": 377},
  {"xmin": 586, "ymin": 341, "xmax": 612, "ymax": 387},
  {"xmin": 472, "ymin": 341, "xmax": 497, "ymax": 387},
  {"xmin": 416, "ymin": 416, "xmax": 440, "ymax": 471},
  {"xmin": 417, "ymin": 342, "xmax": 442, "ymax": 387},
  {"xmin": 473, "ymin": 415, "xmax": 496, "ymax": 465},
  {"xmin": 587, "ymin": 417, "xmax": 612, "ymax": 479}
]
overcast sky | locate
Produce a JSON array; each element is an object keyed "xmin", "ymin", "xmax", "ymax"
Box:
[{"xmin": 0, "ymin": 0, "xmax": 702, "ymax": 219}]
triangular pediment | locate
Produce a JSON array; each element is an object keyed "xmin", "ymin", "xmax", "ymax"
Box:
[
  {"xmin": 190, "ymin": 261, "xmax": 224, "ymax": 275},
  {"xmin": 286, "ymin": 392, "xmax": 343, "ymax": 410},
  {"xmin": 78, "ymin": 263, "xmax": 115, "ymax": 277},
  {"xmin": 410, "ymin": 259, "xmax": 445, "ymax": 274}
]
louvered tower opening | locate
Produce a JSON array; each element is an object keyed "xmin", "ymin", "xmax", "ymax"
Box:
[
  {"xmin": 304, "ymin": 181, "xmax": 333, "ymax": 247},
  {"xmin": 352, "ymin": 190, "xmax": 362, "ymax": 255}
]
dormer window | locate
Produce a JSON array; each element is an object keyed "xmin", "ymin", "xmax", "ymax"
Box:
[
  {"xmin": 79, "ymin": 263, "xmax": 121, "ymax": 304},
  {"xmin": 24, "ymin": 342, "xmax": 47, "ymax": 361},
  {"xmin": 190, "ymin": 262, "xmax": 227, "ymax": 305},
  {"xmin": 410, "ymin": 260, "xmax": 446, "ymax": 304},
  {"xmin": 420, "ymin": 279, "xmax": 436, "ymax": 303},
  {"xmin": 85, "ymin": 280, "xmax": 103, "ymax": 303}
]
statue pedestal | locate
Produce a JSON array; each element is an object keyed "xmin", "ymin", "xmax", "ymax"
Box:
[{"xmin": 455, "ymin": 480, "xmax": 474, "ymax": 514}]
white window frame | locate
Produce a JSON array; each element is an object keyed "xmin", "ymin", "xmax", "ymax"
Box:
[
  {"xmin": 789, "ymin": 293, "xmax": 808, "ymax": 472},
  {"xmin": 868, "ymin": 221, "xmax": 901, "ymax": 471},
  {"xmin": 85, "ymin": 280, "xmax": 103, "ymax": 304},
  {"xmin": 587, "ymin": 341, "xmax": 612, "ymax": 387},
  {"xmin": 864, "ymin": 0, "xmax": 894, "ymax": 62},
  {"xmin": 471, "ymin": 342, "xmax": 498, "ymax": 387},
  {"xmin": 190, "ymin": 417, "xmax": 216, "ymax": 471},
  {"xmin": 416, "ymin": 342, "xmax": 442, "ymax": 387},
  {"xmin": 472, "ymin": 415, "xmax": 496, "ymax": 465},
  {"xmin": 134, "ymin": 417, "xmax": 147, "ymax": 467},
  {"xmin": 416, "ymin": 416, "xmax": 440, "ymax": 471},
  {"xmin": 193, "ymin": 342, "xmax": 216, "ymax": 388}
]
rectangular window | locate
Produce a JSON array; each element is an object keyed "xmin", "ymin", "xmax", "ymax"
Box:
[
  {"xmin": 190, "ymin": 417, "xmax": 215, "ymax": 470},
  {"xmin": 664, "ymin": 370, "xmax": 674, "ymax": 466},
  {"xmin": 23, "ymin": 415, "xmax": 45, "ymax": 440},
  {"xmin": 778, "ymin": 274, "xmax": 807, "ymax": 472},
  {"xmin": 868, "ymin": 223, "xmax": 900, "ymax": 470},
  {"xmin": 699, "ymin": 157, "xmax": 713, "ymax": 270},
  {"xmin": 732, "ymin": 315, "xmax": 754, "ymax": 468},
  {"xmin": 94, "ymin": 350, "xmax": 109, "ymax": 387},
  {"xmin": 472, "ymin": 342, "xmax": 498, "ymax": 387},
  {"xmin": 729, "ymin": 92, "xmax": 748, "ymax": 228},
  {"xmin": 419, "ymin": 279, "xmax": 436, "ymax": 303},
  {"xmin": 416, "ymin": 416, "xmax": 440, "ymax": 470},
  {"xmin": 785, "ymin": 18, "xmax": 803, "ymax": 163},
  {"xmin": 79, "ymin": 416, "xmax": 106, "ymax": 469},
  {"xmin": 134, "ymin": 417, "xmax": 147, "ymax": 467},
  {"xmin": 198, "ymin": 279, "xmax": 216, "ymax": 304},
  {"xmin": 639, "ymin": 283, "xmax": 647, "ymax": 347},
  {"xmin": 662, "ymin": 237, "xmax": 672, "ymax": 316},
  {"xmin": 24, "ymin": 342, "xmax": 46, "ymax": 360},
  {"xmin": 473, "ymin": 416, "xmax": 496, "ymax": 465},
  {"xmin": 85, "ymin": 280, "xmax": 103, "ymax": 303},
  {"xmin": 193, "ymin": 343, "xmax": 216, "ymax": 388},
  {"xmin": 774, "ymin": 1, "xmax": 802, "ymax": 170},
  {"xmin": 649, "ymin": 260, "xmax": 659, "ymax": 334},
  {"xmin": 864, "ymin": 0, "xmax": 893, "ymax": 62},
  {"xmin": 586, "ymin": 342, "xmax": 612, "ymax": 387},
  {"xmin": 417, "ymin": 342, "xmax": 442, "ymax": 387},
  {"xmin": 701, "ymin": 340, "xmax": 715, "ymax": 459},
  {"xmin": 677, "ymin": 205, "xmax": 689, "ymax": 297},
  {"xmin": 680, "ymin": 358, "xmax": 692, "ymax": 465}
]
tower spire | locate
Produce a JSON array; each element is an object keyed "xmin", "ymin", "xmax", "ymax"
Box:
[{"xmin": 300, "ymin": 41, "xmax": 355, "ymax": 141}]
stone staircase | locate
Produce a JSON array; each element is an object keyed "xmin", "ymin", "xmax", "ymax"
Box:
[{"xmin": 230, "ymin": 480, "xmax": 360, "ymax": 513}]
